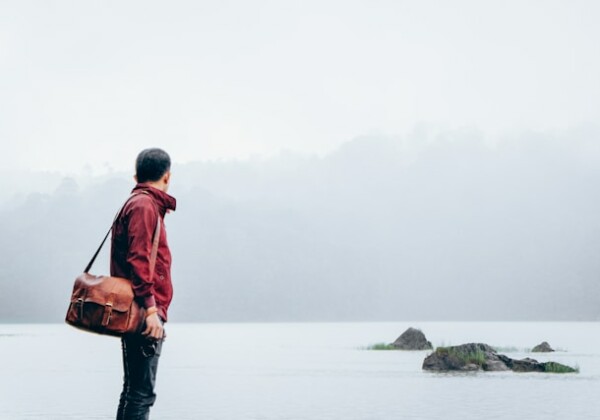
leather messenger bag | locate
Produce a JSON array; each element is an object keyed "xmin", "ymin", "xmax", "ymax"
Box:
[{"xmin": 65, "ymin": 193, "xmax": 160, "ymax": 337}]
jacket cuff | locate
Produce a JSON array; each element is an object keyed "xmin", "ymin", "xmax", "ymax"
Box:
[{"xmin": 143, "ymin": 295, "xmax": 157, "ymax": 309}]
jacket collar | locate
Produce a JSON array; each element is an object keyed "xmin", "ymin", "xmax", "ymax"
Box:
[{"xmin": 132, "ymin": 183, "xmax": 177, "ymax": 216}]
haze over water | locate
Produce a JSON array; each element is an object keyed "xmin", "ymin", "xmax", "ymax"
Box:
[{"xmin": 1, "ymin": 322, "xmax": 598, "ymax": 420}]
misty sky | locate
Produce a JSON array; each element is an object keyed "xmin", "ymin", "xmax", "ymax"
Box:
[{"xmin": 1, "ymin": 0, "xmax": 599, "ymax": 174}]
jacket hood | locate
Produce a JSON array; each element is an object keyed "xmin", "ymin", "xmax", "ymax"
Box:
[{"xmin": 132, "ymin": 183, "xmax": 177, "ymax": 215}]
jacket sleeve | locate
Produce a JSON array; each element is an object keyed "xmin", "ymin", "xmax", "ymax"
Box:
[{"xmin": 125, "ymin": 199, "xmax": 159, "ymax": 309}]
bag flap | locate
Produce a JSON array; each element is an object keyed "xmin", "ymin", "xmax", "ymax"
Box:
[{"xmin": 71, "ymin": 273, "xmax": 135, "ymax": 312}]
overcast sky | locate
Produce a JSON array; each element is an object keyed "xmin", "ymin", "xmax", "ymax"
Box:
[{"xmin": 1, "ymin": 0, "xmax": 599, "ymax": 174}]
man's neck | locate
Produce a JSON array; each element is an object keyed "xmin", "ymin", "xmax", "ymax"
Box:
[{"xmin": 145, "ymin": 181, "xmax": 168, "ymax": 193}]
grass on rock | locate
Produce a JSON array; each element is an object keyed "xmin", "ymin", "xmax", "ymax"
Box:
[
  {"xmin": 435, "ymin": 346, "xmax": 487, "ymax": 366},
  {"xmin": 544, "ymin": 362, "xmax": 579, "ymax": 373},
  {"xmin": 365, "ymin": 343, "xmax": 397, "ymax": 350}
]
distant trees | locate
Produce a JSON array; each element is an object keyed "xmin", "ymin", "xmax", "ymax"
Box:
[{"xmin": 2, "ymin": 127, "xmax": 600, "ymax": 322}]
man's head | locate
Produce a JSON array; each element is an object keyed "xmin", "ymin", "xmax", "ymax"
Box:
[{"xmin": 135, "ymin": 148, "xmax": 171, "ymax": 192}]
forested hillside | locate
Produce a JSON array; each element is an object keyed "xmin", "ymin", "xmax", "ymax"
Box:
[{"xmin": 2, "ymin": 127, "xmax": 599, "ymax": 322}]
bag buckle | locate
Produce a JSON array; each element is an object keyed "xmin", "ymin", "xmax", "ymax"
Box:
[
  {"xmin": 102, "ymin": 302, "xmax": 113, "ymax": 327},
  {"xmin": 76, "ymin": 297, "xmax": 84, "ymax": 320}
]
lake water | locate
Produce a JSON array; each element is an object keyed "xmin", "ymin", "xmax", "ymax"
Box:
[{"xmin": 0, "ymin": 322, "xmax": 598, "ymax": 420}]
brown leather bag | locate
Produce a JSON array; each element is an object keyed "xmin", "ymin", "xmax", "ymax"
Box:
[{"xmin": 65, "ymin": 194, "xmax": 160, "ymax": 337}]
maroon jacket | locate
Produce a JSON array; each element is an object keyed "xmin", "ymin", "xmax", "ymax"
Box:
[{"xmin": 110, "ymin": 184, "xmax": 177, "ymax": 322}]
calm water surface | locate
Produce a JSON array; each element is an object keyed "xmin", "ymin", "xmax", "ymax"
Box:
[{"xmin": 0, "ymin": 322, "xmax": 598, "ymax": 420}]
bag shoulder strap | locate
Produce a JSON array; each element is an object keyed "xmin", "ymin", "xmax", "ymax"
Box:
[{"xmin": 84, "ymin": 192, "xmax": 161, "ymax": 275}]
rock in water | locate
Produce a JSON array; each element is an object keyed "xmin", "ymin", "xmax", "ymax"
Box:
[
  {"xmin": 422, "ymin": 343, "xmax": 506, "ymax": 371},
  {"xmin": 422, "ymin": 343, "xmax": 576, "ymax": 373},
  {"xmin": 532, "ymin": 341, "xmax": 555, "ymax": 352},
  {"xmin": 391, "ymin": 327, "xmax": 433, "ymax": 350}
]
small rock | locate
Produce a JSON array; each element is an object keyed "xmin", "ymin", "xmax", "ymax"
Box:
[
  {"xmin": 507, "ymin": 357, "xmax": 545, "ymax": 372},
  {"xmin": 461, "ymin": 363, "xmax": 480, "ymax": 371},
  {"xmin": 390, "ymin": 327, "xmax": 433, "ymax": 350},
  {"xmin": 532, "ymin": 341, "xmax": 555, "ymax": 352},
  {"xmin": 483, "ymin": 359, "xmax": 510, "ymax": 372}
]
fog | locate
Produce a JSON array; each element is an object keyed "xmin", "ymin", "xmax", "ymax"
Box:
[
  {"xmin": 1, "ymin": 1, "xmax": 599, "ymax": 322},
  {"xmin": 2, "ymin": 125, "xmax": 600, "ymax": 322},
  {"xmin": 2, "ymin": 1, "xmax": 600, "ymax": 173}
]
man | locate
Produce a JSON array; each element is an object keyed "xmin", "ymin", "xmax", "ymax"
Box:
[{"xmin": 110, "ymin": 148, "xmax": 176, "ymax": 419}]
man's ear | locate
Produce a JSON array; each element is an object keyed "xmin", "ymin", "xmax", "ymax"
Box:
[
  {"xmin": 163, "ymin": 171, "xmax": 171, "ymax": 185},
  {"xmin": 134, "ymin": 174, "xmax": 138, "ymax": 182}
]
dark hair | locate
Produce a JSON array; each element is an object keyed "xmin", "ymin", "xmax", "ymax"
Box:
[{"xmin": 135, "ymin": 148, "xmax": 171, "ymax": 183}]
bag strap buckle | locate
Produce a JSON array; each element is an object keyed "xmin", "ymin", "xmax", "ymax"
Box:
[{"xmin": 101, "ymin": 302, "xmax": 113, "ymax": 327}]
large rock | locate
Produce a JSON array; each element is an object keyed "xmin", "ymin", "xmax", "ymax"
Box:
[
  {"xmin": 532, "ymin": 341, "xmax": 555, "ymax": 352},
  {"xmin": 391, "ymin": 328, "xmax": 432, "ymax": 350},
  {"xmin": 422, "ymin": 343, "xmax": 506, "ymax": 371},
  {"xmin": 422, "ymin": 343, "xmax": 576, "ymax": 373}
]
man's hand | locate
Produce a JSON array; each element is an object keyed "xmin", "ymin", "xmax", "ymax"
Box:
[{"xmin": 142, "ymin": 311, "xmax": 164, "ymax": 340}]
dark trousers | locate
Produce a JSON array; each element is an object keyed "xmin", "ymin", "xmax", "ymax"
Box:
[{"xmin": 116, "ymin": 333, "xmax": 163, "ymax": 420}]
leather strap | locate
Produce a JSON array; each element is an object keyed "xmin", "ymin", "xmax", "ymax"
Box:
[
  {"xmin": 84, "ymin": 193, "xmax": 161, "ymax": 278},
  {"xmin": 148, "ymin": 209, "xmax": 161, "ymax": 279}
]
